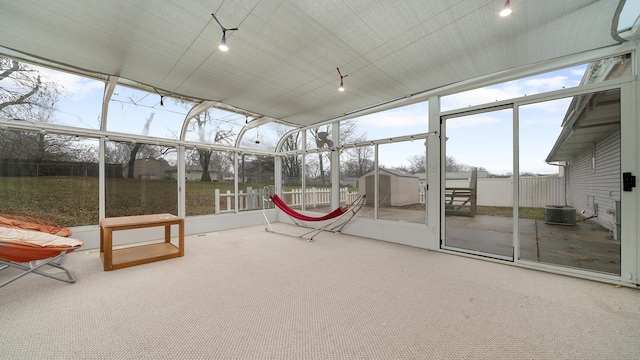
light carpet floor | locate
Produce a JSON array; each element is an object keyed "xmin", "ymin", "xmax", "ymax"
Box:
[{"xmin": 1, "ymin": 224, "xmax": 639, "ymax": 359}]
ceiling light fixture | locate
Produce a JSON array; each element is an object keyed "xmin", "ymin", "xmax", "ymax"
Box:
[
  {"xmin": 211, "ymin": 13, "xmax": 239, "ymax": 52},
  {"xmin": 336, "ymin": 67, "xmax": 348, "ymax": 92},
  {"xmin": 153, "ymin": 88, "xmax": 165, "ymax": 106},
  {"xmin": 499, "ymin": 0, "xmax": 512, "ymax": 17}
]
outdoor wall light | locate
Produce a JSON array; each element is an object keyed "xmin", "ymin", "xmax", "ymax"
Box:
[
  {"xmin": 499, "ymin": 0, "xmax": 512, "ymax": 17},
  {"xmin": 212, "ymin": 13, "xmax": 238, "ymax": 52}
]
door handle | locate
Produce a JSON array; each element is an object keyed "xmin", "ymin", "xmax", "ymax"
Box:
[{"xmin": 623, "ymin": 172, "xmax": 636, "ymax": 191}]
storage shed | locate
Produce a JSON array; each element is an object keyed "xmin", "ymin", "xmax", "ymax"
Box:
[{"xmin": 359, "ymin": 169, "xmax": 419, "ymax": 207}]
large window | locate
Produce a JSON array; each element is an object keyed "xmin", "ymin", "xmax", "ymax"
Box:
[
  {"xmin": 184, "ymin": 108, "xmax": 241, "ymax": 147},
  {"xmin": 108, "ymin": 86, "xmax": 191, "ymax": 138},
  {"xmin": 441, "ymin": 64, "xmax": 588, "ymax": 112},
  {"xmin": 238, "ymin": 154, "xmax": 274, "ymax": 212},
  {"xmin": 184, "ymin": 149, "xmax": 235, "ymax": 216},
  {"xmin": 0, "ymin": 58, "xmax": 104, "ymax": 129},
  {"xmin": 1, "ymin": 58, "xmax": 101, "ymax": 227},
  {"xmin": 377, "ymin": 141, "xmax": 426, "ymax": 223},
  {"xmin": 104, "ymin": 140, "xmax": 177, "ymax": 217},
  {"xmin": 0, "ymin": 130, "xmax": 99, "ymax": 227},
  {"xmin": 518, "ymin": 91, "xmax": 621, "ymax": 275},
  {"xmin": 239, "ymin": 122, "xmax": 297, "ymax": 152},
  {"xmin": 339, "ymin": 144, "xmax": 373, "ymax": 219}
]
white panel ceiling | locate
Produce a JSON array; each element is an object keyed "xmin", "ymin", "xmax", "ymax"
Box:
[{"xmin": 0, "ymin": 0, "xmax": 623, "ymax": 128}]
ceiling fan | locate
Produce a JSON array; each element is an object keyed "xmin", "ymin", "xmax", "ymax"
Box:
[{"xmin": 315, "ymin": 131, "xmax": 333, "ymax": 148}]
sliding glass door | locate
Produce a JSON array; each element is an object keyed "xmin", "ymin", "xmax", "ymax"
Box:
[
  {"xmin": 518, "ymin": 90, "xmax": 622, "ymax": 275},
  {"xmin": 440, "ymin": 88, "xmax": 626, "ymax": 275},
  {"xmin": 441, "ymin": 107, "xmax": 514, "ymax": 260}
]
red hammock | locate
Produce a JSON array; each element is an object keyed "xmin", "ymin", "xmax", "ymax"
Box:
[{"xmin": 269, "ymin": 194, "xmax": 347, "ymax": 221}]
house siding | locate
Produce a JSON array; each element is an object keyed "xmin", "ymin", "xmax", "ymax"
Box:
[{"xmin": 567, "ymin": 129, "xmax": 620, "ymax": 232}]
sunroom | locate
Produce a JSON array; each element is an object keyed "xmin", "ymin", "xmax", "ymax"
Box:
[
  {"xmin": 1, "ymin": 1, "xmax": 640, "ymax": 357},
  {"xmin": 1, "ymin": 0, "xmax": 639, "ymax": 283}
]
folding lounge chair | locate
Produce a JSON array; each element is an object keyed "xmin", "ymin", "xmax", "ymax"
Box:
[{"xmin": 0, "ymin": 227, "xmax": 83, "ymax": 288}]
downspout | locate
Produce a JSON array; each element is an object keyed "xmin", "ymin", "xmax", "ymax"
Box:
[{"xmin": 546, "ymin": 161, "xmax": 567, "ymax": 206}]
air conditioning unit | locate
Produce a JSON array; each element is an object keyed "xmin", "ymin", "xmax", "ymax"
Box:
[{"xmin": 544, "ymin": 205, "xmax": 576, "ymax": 225}]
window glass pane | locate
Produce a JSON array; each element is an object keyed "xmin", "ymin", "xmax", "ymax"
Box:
[
  {"xmin": 0, "ymin": 129, "xmax": 99, "ymax": 226},
  {"xmin": 1, "ymin": 58, "xmax": 103, "ymax": 129},
  {"xmin": 279, "ymin": 130, "xmax": 303, "ymax": 208},
  {"xmin": 238, "ymin": 154, "xmax": 274, "ymax": 212},
  {"xmin": 581, "ymin": 55, "xmax": 631, "ymax": 84},
  {"xmin": 282, "ymin": 154, "xmax": 303, "ymax": 208},
  {"xmin": 105, "ymin": 140, "xmax": 177, "ymax": 217},
  {"xmin": 519, "ymin": 90, "xmax": 621, "ymax": 275},
  {"xmin": 340, "ymin": 145, "xmax": 374, "ymax": 219},
  {"xmin": 376, "ymin": 141, "xmax": 426, "ymax": 224},
  {"xmin": 442, "ymin": 65, "xmax": 587, "ymax": 112},
  {"xmin": 616, "ymin": 1, "xmax": 640, "ymax": 35},
  {"xmin": 442, "ymin": 55, "xmax": 630, "ymax": 113},
  {"xmin": 304, "ymin": 150, "xmax": 331, "ymax": 213},
  {"xmin": 240, "ymin": 122, "xmax": 297, "ymax": 151},
  {"xmin": 184, "ymin": 108, "xmax": 241, "ymax": 146},
  {"xmin": 349, "ymin": 103, "xmax": 428, "ymax": 141},
  {"xmin": 443, "ymin": 108, "xmax": 514, "ymax": 260},
  {"xmin": 184, "ymin": 149, "xmax": 235, "ymax": 216},
  {"xmin": 108, "ymin": 86, "xmax": 192, "ymax": 139}
]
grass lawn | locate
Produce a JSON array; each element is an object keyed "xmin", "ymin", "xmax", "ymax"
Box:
[
  {"xmin": 0, "ymin": 176, "xmax": 545, "ymax": 227},
  {"xmin": 0, "ymin": 176, "xmax": 272, "ymax": 227}
]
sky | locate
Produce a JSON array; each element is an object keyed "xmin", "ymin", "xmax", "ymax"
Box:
[
  {"xmin": 27, "ymin": 60, "xmax": 587, "ymax": 175},
  {"xmin": 348, "ymin": 65, "xmax": 586, "ymax": 174}
]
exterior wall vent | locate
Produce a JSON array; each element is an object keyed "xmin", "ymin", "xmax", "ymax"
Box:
[{"xmin": 544, "ymin": 205, "xmax": 576, "ymax": 225}]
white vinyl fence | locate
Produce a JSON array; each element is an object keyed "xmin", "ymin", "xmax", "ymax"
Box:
[
  {"xmin": 283, "ymin": 188, "xmax": 360, "ymax": 208},
  {"xmin": 214, "ymin": 187, "xmax": 270, "ymax": 214},
  {"xmin": 446, "ymin": 176, "xmax": 565, "ymax": 207},
  {"xmin": 212, "ymin": 177, "xmax": 565, "ymax": 213}
]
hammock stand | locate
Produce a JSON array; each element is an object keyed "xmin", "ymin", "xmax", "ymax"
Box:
[{"xmin": 262, "ymin": 188, "xmax": 365, "ymax": 241}]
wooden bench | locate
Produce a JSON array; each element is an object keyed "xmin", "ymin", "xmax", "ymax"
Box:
[{"xmin": 100, "ymin": 213, "xmax": 184, "ymax": 271}]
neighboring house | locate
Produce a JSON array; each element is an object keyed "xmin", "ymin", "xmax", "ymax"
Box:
[
  {"xmin": 165, "ymin": 165, "xmax": 220, "ymax": 181},
  {"xmin": 359, "ymin": 168, "xmax": 419, "ymax": 206},
  {"xmin": 132, "ymin": 158, "xmax": 164, "ymax": 180}
]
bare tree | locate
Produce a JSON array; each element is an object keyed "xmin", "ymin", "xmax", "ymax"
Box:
[
  {"xmin": 279, "ymin": 130, "xmax": 302, "ymax": 185},
  {"xmin": 186, "ymin": 111, "xmax": 235, "ymax": 181},
  {"xmin": 0, "ymin": 57, "xmax": 75, "ymax": 162},
  {"xmin": 408, "ymin": 154, "xmax": 426, "ymax": 174},
  {"xmin": 340, "ymin": 132, "xmax": 374, "ymax": 178},
  {"xmin": 0, "ymin": 58, "xmax": 62, "ymax": 120},
  {"xmin": 125, "ymin": 113, "xmax": 154, "ymax": 178},
  {"xmin": 341, "ymin": 145, "xmax": 374, "ymax": 178}
]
